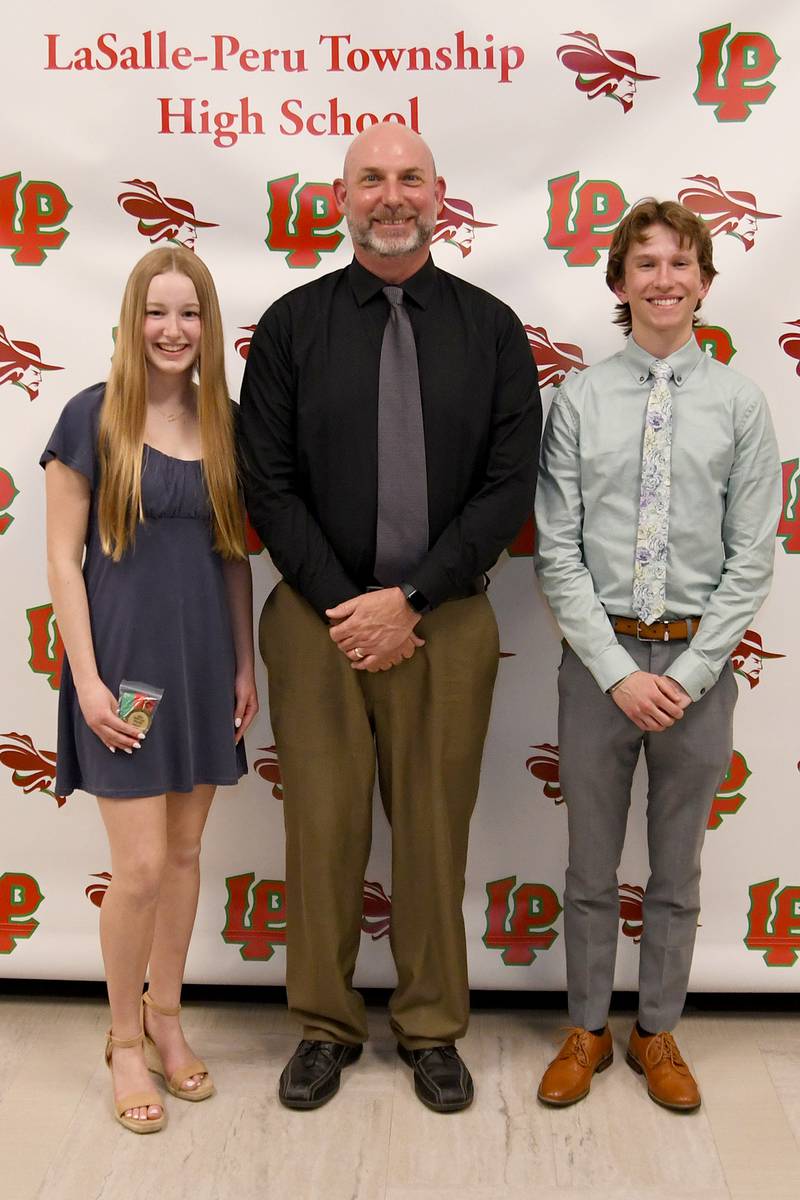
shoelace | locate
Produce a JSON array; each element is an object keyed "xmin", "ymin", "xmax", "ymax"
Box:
[
  {"xmin": 559, "ymin": 1026, "xmax": 593, "ymax": 1067},
  {"xmin": 644, "ymin": 1031, "xmax": 688, "ymax": 1073},
  {"xmin": 297, "ymin": 1040, "xmax": 336, "ymax": 1063},
  {"xmin": 415, "ymin": 1045, "xmax": 459, "ymax": 1066}
]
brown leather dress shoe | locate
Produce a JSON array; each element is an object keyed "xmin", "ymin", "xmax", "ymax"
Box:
[
  {"xmin": 537, "ymin": 1026, "xmax": 613, "ymax": 1106},
  {"xmin": 626, "ymin": 1026, "xmax": 701, "ymax": 1111}
]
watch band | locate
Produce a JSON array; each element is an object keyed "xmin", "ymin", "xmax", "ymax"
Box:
[{"xmin": 400, "ymin": 582, "xmax": 430, "ymax": 614}]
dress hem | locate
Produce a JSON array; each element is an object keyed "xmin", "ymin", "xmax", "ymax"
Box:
[{"xmin": 55, "ymin": 772, "xmax": 248, "ymax": 800}]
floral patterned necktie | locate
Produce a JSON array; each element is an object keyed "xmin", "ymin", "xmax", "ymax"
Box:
[{"xmin": 632, "ymin": 360, "xmax": 673, "ymax": 625}]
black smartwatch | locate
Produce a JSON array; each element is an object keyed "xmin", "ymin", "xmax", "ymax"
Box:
[{"xmin": 400, "ymin": 582, "xmax": 430, "ymax": 614}]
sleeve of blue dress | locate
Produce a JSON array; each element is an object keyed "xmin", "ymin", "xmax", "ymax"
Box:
[{"xmin": 39, "ymin": 382, "xmax": 104, "ymax": 485}]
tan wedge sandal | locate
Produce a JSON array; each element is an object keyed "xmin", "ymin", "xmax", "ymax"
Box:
[
  {"xmin": 143, "ymin": 991, "xmax": 215, "ymax": 1101},
  {"xmin": 104, "ymin": 1030, "xmax": 166, "ymax": 1133}
]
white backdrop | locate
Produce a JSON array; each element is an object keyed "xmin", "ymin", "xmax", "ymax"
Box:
[{"xmin": 1, "ymin": 0, "xmax": 798, "ymax": 990}]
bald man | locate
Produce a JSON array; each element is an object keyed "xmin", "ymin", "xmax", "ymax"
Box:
[{"xmin": 239, "ymin": 124, "xmax": 541, "ymax": 1112}]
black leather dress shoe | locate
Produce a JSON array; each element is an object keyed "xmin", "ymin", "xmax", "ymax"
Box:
[
  {"xmin": 278, "ymin": 1039, "xmax": 363, "ymax": 1109},
  {"xmin": 397, "ymin": 1044, "xmax": 474, "ymax": 1112}
]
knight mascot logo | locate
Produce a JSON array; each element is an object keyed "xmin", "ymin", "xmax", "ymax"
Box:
[
  {"xmin": 678, "ymin": 176, "xmax": 779, "ymax": 252},
  {"xmin": 508, "ymin": 328, "xmax": 587, "ymax": 559},
  {"xmin": 483, "ymin": 876, "xmax": 562, "ymax": 965},
  {"xmin": 507, "ymin": 516, "xmax": 535, "ymax": 557},
  {"xmin": 265, "ymin": 173, "xmax": 344, "ymax": 267},
  {"xmin": 556, "ymin": 31, "xmax": 658, "ymax": 112},
  {"xmin": 229, "ymin": 357, "xmax": 266, "ymax": 552},
  {"xmin": 619, "ymin": 884, "xmax": 644, "ymax": 942},
  {"xmin": 361, "ymin": 881, "xmax": 392, "ymax": 940},
  {"xmin": 545, "ymin": 171, "xmax": 628, "ymax": 266},
  {"xmin": 0, "ymin": 172, "xmax": 71, "ymax": 265},
  {"xmin": 0, "ymin": 325, "xmax": 63, "ymax": 400},
  {"xmin": 117, "ymin": 179, "xmax": 218, "ymax": 249},
  {"xmin": 0, "ymin": 732, "xmax": 64, "ymax": 805},
  {"xmin": 253, "ymin": 745, "xmax": 283, "ymax": 799},
  {"xmin": 525, "ymin": 743, "xmax": 563, "ymax": 804},
  {"xmin": 431, "ymin": 197, "xmax": 496, "ymax": 258},
  {"xmin": 244, "ymin": 516, "xmax": 265, "ymax": 555},
  {"xmin": 731, "ymin": 630, "xmax": 784, "ymax": 689},
  {"xmin": 707, "ymin": 750, "xmax": 750, "ymax": 830},
  {"xmin": 235, "ymin": 325, "xmax": 257, "ymax": 361},
  {"xmin": 0, "ymin": 873, "xmax": 44, "ymax": 953},
  {"xmin": 745, "ymin": 878, "xmax": 800, "ymax": 966},
  {"xmin": 695, "ymin": 24, "xmax": 779, "ymax": 121},
  {"xmin": 525, "ymin": 326, "xmax": 587, "ymax": 389},
  {"xmin": 85, "ymin": 872, "xmax": 112, "ymax": 907},
  {"xmin": 779, "ymin": 321, "xmax": 800, "ymax": 378},
  {"xmin": 0, "ymin": 467, "xmax": 19, "ymax": 534},
  {"xmin": 231, "ymin": 364, "xmax": 266, "ymax": 555}
]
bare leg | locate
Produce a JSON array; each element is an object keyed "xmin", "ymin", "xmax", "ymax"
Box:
[
  {"xmin": 144, "ymin": 785, "xmax": 216, "ymax": 1091},
  {"xmin": 98, "ymin": 793, "xmax": 167, "ymax": 1124}
]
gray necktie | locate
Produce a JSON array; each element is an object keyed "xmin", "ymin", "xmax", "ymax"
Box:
[{"xmin": 373, "ymin": 286, "xmax": 429, "ymax": 585}]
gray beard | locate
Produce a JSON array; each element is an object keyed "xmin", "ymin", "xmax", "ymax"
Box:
[{"xmin": 348, "ymin": 214, "xmax": 434, "ymax": 258}]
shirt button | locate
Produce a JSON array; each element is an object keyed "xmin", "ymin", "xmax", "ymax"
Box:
[
  {"xmin": 676, "ymin": 375, "xmax": 682, "ymax": 383},
  {"xmin": 639, "ymin": 375, "xmax": 646, "ymax": 382},
  {"xmin": 700, "ymin": 687, "xmax": 706, "ymax": 694}
]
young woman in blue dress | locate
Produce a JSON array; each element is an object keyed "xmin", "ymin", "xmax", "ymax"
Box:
[{"xmin": 42, "ymin": 246, "xmax": 258, "ymax": 1132}]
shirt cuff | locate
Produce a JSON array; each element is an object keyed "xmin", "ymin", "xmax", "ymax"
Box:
[
  {"xmin": 587, "ymin": 642, "xmax": 640, "ymax": 694},
  {"xmin": 304, "ymin": 578, "xmax": 361, "ymax": 622},
  {"xmin": 409, "ymin": 561, "xmax": 452, "ymax": 610},
  {"xmin": 664, "ymin": 648, "xmax": 718, "ymax": 702}
]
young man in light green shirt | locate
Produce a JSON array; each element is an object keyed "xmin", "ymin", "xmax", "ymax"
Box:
[{"xmin": 535, "ymin": 199, "xmax": 780, "ymax": 1111}]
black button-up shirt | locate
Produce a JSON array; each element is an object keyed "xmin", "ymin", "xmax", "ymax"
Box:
[{"xmin": 239, "ymin": 255, "xmax": 542, "ymax": 617}]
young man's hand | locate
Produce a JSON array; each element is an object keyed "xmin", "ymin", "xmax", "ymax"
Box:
[{"xmin": 611, "ymin": 671, "xmax": 691, "ymax": 731}]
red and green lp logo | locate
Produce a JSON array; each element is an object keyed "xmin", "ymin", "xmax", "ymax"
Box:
[
  {"xmin": 695, "ymin": 325, "xmax": 736, "ymax": 364},
  {"xmin": 545, "ymin": 172, "xmax": 628, "ymax": 266},
  {"xmin": 707, "ymin": 750, "xmax": 750, "ymax": 830},
  {"xmin": 0, "ymin": 468, "xmax": 18, "ymax": 533},
  {"xmin": 265, "ymin": 174, "xmax": 344, "ymax": 267},
  {"xmin": 0, "ymin": 173, "xmax": 71, "ymax": 265},
  {"xmin": 745, "ymin": 879, "xmax": 800, "ymax": 966},
  {"xmin": 483, "ymin": 876, "xmax": 561, "ymax": 965},
  {"xmin": 778, "ymin": 459, "xmax": 800, "ymax": 554},
  {"xmin": 0, "ymin": 872, "xmax": 44, "ymax": 952},
  {"xmin": 27, "ymin": 603, "xmax": 63, "ymax": 689},
  {"xmin": 695, "ymin": 24, "xmax": 779, "ymax": 122}
]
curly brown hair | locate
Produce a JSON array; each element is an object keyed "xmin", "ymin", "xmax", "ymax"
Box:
[{"xmin": 606, "ymin": 198, "xmax": 717, "ymax": 336}]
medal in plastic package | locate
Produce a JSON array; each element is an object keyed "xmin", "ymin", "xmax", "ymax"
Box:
[{"xmin": 118, "ymin": 679, "xmax": 164, "ymax": 734}]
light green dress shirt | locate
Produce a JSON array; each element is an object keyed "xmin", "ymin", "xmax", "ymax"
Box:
[{"xmin": 534, "ymin": 335, "xmax": 781, "ymax": 702}]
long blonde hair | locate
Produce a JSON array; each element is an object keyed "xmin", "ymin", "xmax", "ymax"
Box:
[{"xmin": 97, "ymin": 246, "xmax": 246, "ymax": 560}]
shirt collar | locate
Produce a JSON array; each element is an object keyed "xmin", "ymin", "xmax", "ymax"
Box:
[
  {"xmin": 347, "ymin": 254, "xmax": 437, "ymax": 310},
  {"xmin": 621, "ymin": 334, "xmax": 704, "ymax": 387}
]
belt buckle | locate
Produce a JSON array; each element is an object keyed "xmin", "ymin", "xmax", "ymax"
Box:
[{"xmin": 635, "ymin": 619, "xmax": 669, "ymax": 642}]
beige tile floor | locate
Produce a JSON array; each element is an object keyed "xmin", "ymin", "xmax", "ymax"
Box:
[{"xmin": 1, "ymin": 997, "xmax": 798, "ymax": 1200}]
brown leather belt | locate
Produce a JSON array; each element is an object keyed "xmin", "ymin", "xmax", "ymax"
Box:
[{"xmin": 610, "ymin": 615, "xmax": 701, "ymax": 642}]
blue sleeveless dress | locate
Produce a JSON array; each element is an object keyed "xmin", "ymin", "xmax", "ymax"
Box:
[{"xmin": 40, "ymin": 383, "xmax": 248, "ymax": 798}]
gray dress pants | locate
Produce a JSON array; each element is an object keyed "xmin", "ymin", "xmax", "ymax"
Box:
[{"xmin": 558, "ymin": 635, "xmax": 737, "ymax": 1032}]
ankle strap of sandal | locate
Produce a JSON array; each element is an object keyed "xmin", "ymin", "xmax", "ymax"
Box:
[
  {"xmin": 143, "ymin": 990, "xmax": 181, "ymax": 1017},
  {"xmin": 107, "ymin": 1029, "xmax": 144, "ymax": 1049}
]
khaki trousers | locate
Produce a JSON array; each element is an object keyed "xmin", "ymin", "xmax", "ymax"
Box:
[{"xmin": 259, "ymin": 582, "xmax": 499, "ymax": 1049}]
